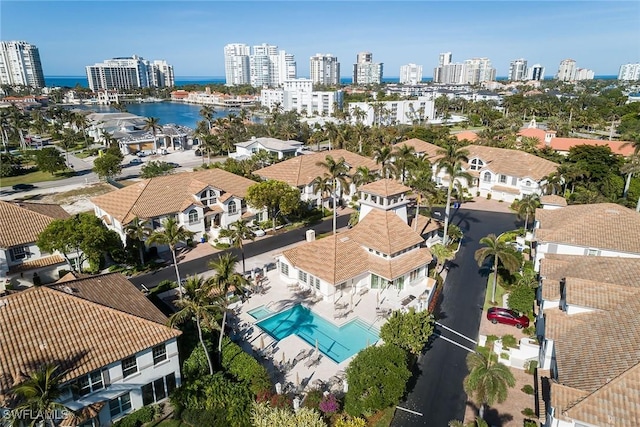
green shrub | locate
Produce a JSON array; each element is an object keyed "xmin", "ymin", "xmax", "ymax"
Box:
[
  {"xmin": 486, "ymin": 193, "xmax": 492, "ymax": 200},
  {"xmin": 521, "ymin": 384, "xmax": 534, "ymax": 395},
  {"xmin": 181, "ymin": 408, "xmax": 227, "ymax": 426},
  {"xmin": 149, "ymin": 279, "xmax": 177, "ymax": 295},
  {"xmin": 525, "ymin": 360, "xmax": 538, "ymax": 375},
  {"xmin": 521, "ymin": 407, "xmax": 535, "ymax": 417},
  {"xmin": 486, "ymin": 335, "xmax": 499, "ymax": 345},
  {"xmin": 221, "ymin": 337, "xmax": 271, "ymax": 395},
  {"xmin": 501, "ymin": 334, "xmax": 518, "ymax": 349},
  {"xmin": 303, "ymin": 389, "xmax": 323, "ymax": 411},
  {"xmin": 183, "ymin": 344, "xmax": 211, "ymax": 381},
  {"xmin": 500, "ymin": 352, "xmax": 509, "ymax": 360},
  {"xmin": 524, "ymin": 419, "xmax": 539, "ymax": 427},
  {"xmin": 113, "ymin": 405, "xmax": 157, "ymax": 427}
]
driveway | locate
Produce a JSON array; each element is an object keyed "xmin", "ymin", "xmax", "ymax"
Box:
[{"xmin": 391, "ymin": 208, "xmax": 519, "ymax": 427}]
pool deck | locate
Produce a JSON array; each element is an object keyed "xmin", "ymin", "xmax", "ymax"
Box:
[{"xmin": 229, "ymin": 266, "xmax": 433, "ymax": 396}]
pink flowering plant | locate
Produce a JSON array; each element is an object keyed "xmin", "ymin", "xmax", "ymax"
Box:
[{"xmin": 319, "ymin": 393, "xmax": 340, "ymax": 415}]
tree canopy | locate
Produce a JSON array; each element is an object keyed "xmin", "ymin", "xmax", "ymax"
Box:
[
  {"xmin": 379, "ymin": 308, "xmax": 435, "ymax": 355},
  {"xmin": 34, "ymin": 147, "xmax": 66, "ymax": 174},
  {"xmin": 245, "ymin": 180, "xmax": 300, "ymax": 230},
  {"xmin": 140, "ymin": 161, "xmax": 175, "ymax": 178}
]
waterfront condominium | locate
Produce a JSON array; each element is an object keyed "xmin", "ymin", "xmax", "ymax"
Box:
[
  {"xmin": 463, "ymin": 57, "xmax": 496, "ymax": 84},
  {"xmin": 85, "ymin": 55, "xmax": 174, "ymax": 91},
  {"xmin": 224, "ymin": 43, "xmax": 251, "ymax": 86},
  {"xmin": 527, "ymin": 64, "xmax": 545, "ymax": 81},
  {"xmin": 618, "ymin": 63, "xmax": 640, "ymax": 81},
  {"xmin": 556, "ymin": 59, "xmax": 576, "ymax": 81},
  {"xmin": 310, "ymin": 54, "xmax": 340, "ymax": 85},
  {"xmin": 508, "ymin": 58, "xmax": 528, "ymax": 81},
  {"xmin": 353, "ymin": 52, "xmax": 383, "ymax": 85},
  {"xmin": 399, "ymin": 63, "xmax": 423, "ymax": 85},
  {"xmin": 0, "ymin": 41, "xmax": 45, "ymax": 88},
  {"xmin": 433, "ymin": 52, "xmax": 465, "ymax": 84}
]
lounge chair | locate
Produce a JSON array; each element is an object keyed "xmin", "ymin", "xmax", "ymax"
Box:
[
  {"xmin": 358, "ymin": 287, "xmax": 369, "ymax": 296},
  {"xmin": 304, "ymin": 352, "xmax": 322, "ymax": 367}
]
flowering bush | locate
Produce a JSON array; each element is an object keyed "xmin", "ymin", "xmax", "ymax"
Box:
[{"xmin": 319, "ymin": 393, "xmax": 340, "ymax": 416}]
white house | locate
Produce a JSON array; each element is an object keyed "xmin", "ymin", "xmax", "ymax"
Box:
[
  {"xmin": 0, "ymin": 273, "xmax": 182, "ymax": 427},
  {"xmin": 92, "ymin": 169, "xmax": 267, "ymax": 246},
  {"xmin": 229, "ymin": 136, "xmax": 303, "ymax": 160},
  {"xmin": 275, "ymin": 179, "xmax": 437, "ymax": 307},
  {"xmin": 261, "ymin": 79, "xmax": 343, "ymax": 117},
  {"xmin": 533, "ymin": 203, "xmax": 640, "ymax": 270},
  {"xmin": 0, "ymin": 200, "xmax": 73, "ymax": 289}
]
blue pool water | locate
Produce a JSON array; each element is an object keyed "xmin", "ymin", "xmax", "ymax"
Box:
[
  {"xmin": 248, "ymin": 306, "xmax": 273, "ymax": 320},
  {"xmin": 256, "ymin": 305, "xmax": 379, "ymax": 363}
]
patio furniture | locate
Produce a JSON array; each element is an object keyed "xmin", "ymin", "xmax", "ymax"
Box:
[
  {"xmin": 358, "ymin": 287, "xmax": 369, "ymax": 296},
  {"xmin": 292, "ymin": 348, "xmax": 313, "ymax": 365},
  {"xmin": 312, "ymin": 379, "xmax": 324, "ymax": 390},
  {"xmin": 304, "ymin": 352, "xmax": 322, "ymax": 367}
]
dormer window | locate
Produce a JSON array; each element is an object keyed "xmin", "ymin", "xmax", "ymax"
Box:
[
  {"xmin": 200, "ymin": 189, "xmax": 217, "ymax": 206},
  {"xmin": 469, "ymin": 158, "xmax": 484, "ymax": 171},
  {"xmin": 483, "ymin": 172, "xmax": 492, "ymax": 182}
]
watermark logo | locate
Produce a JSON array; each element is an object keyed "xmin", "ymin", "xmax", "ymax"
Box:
[{"xmin": 1, "ymin": 408, "xmax": 71, "ymax": 422}]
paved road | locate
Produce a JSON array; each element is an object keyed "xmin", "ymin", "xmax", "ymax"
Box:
[
  {"xmin": 129, "ymin": 213, "xmax": 351, "ymax": 289},
  {"xmin": 392, "ymin": 208, "xmax": 518, "ymax": 427}
]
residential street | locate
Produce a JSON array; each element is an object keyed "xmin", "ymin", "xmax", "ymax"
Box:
[{"xmin": 391, "ymin": 207, "xmax": 518, "ymax": 427}]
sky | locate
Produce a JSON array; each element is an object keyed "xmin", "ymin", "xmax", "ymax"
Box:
[{"xmin": 1, "ymin": 1, "xmax": 639, "ymax": 78}]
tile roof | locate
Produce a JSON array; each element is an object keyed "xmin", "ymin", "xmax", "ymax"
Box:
[
  {"xmin": 255, "ymin": 149, "xmax": 379, "ymax": 187},
  {"xmin": 0, "ymin": 286, "xmax": 181, "ymax": 394},
  {"xmin": 393, "ymin": 138, "xmax": 441, "ymax": 160},
  {"xmin": 91, "ymin": 169, "xmax": 256, "ymax": 225},
  {"xmin": 454, "ymin": 131, "xmax": 480, "ymax": 142},
  {"xmin": 358, "ymin": 179, "xmax": 411, "ymax": 197},
  {"xmin": 235, "ymin": 137, "xmax": 303, "ymax": 151},
  {"xmin": 465, "ymin": 145, "xmax": 559, "ymax": 181},
  {"xmin": 348, "ymin": 210, "xmax": 425, "ymax": 254},
  {"xmin": 48, "ymin": 273, "xmax": 169, "ymax": 325},
  {"xmin": 368, "ymin": 247, "xmax": 433, "ymax": 280},
  {"xmin": 490, "ymin": 185, "xmax": 521, "ymax": 195},
  {"xmin": 540, "ymin": 195, "xmax": 567, "ymax": 206},
  {"xmin": 409, "ymin": 214, "xmax": 442, "ymax": 236},
  {"xmin": 540, "ymin": 254, "xmax": 640, "ymax": 286},
  {"xmin": 550, "ymin": 382, "xmax": 589, "ymax": 418},
  {"xmin": 535, "ymin": 203, "xmax": 640, "ymax": 254},
  {"xmin": 517, "ymin": 127, "xmax": 635, "ymax": 157},
  {"xmin": 0, "ymin": 201, "xmax": 70, "ymax": 248},
  {"xmin": 542, "ymin": 277, "xmax": 640, "ymax": 312},
  {"xmin": 8, "ymin": 254, "xmax": 66, "ymax": 274}
]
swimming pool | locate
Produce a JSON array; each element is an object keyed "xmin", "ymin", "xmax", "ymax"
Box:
[
  {"xmin": 248, "ymin": 306, "xmax": 273, "ymax": 320},
  {"xmin": 256, "ymin": 304, "xmax": 379, "ymax": 363}
]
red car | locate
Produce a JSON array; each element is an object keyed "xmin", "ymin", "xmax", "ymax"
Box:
[{"xmin": 487, "ymin": 307, "xmax": 530, "ymax": 329}]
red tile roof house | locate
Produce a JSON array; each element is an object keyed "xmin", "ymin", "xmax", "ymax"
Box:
[
  {"xmin": 0, "ymin": 273, "xmax": 182, "ymax": 427},
  {"xmin": 534, "ymin": 254, "xmax": 640, "ymax": 426},
  {"xmin": 517, "ymin": 119, "xmax": 635, "ymax": 157},
  {"xmin": 275, "ymin": 180, "xmax": 437, "ymax": 306},
  {"xmin": 91, "ymin": 169, "xmax": 267, "ymax": 247},
  {"xmin": 0, "ymin": 201, "xmax": 74, "ymax": 290}
]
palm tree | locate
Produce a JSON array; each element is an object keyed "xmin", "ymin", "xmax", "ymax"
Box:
[
  {"xmin": 311, "ymin": 174, "xmax": 333, "ymax": 210},
  {"xmin": 168, "ymin": 276, "xmax": 218, "ymax": 375},
  {"xmin": 474, "ymin": 234, "xmax": 521, "ymax": 304},
  {"xmin": 146, "ymin": 217, "xmax": 194, "ymax": 297},
  {"xmin": 373, "ymin": 145, "xmax": 396, "ymax": 179},
  {"xmin": 218, "ymin": 219, "xmax": 254, "ymax": 273},
  {"xmin": 516, "ymin": 194, "xmax": 540, "ymax": 231},
  {"xmin": 621, "ymin": 155, "xmax": 640, "ymax": 199},
  {"xmin": 541, "ymin": 172, "xmax": 563, "ymax": 195},
  {"xmin": 124, "ymin": 217, "xmax": 151, "ymax": 266},
  {"xmin": 316, "ymin": 155, "xmax": 350, "ymax": 235},
  {"xmin": 430, "ymin": 244, "xmax": 455, "ymax": 277},
  {"xmin": 199, "ymin": 105, "xmax": 216, "ymax": 131},
  {"xmin": 351, "ymin": 165, "xmax": 376, "ymax": 188},
  {"xmin": 208, "ymin": 253, "xmax": 249, "ymax": 362},
  {"xmin": 437, "ymin": 141, "xmax": 470, "ymax": 245},
  {"xmin": 72, "ymin": 112, "xmax": 89, "ymax": 148},
  {"xmin": 143, "ymin": 117, "xmax": 162, "ymax": 151},
  {"xmin": 393, "ymin": 144, "xmax": 417, "ymax": 183},
  {"xmin": 7, "ymin": 105, "xmax": 27, "ymax": 150},
  {"xmin": 463, "ymin": 347, "xmax": 516, "ymax": 420},
  {"xmin": 323, "ymin": 121, "xmax": 339, "ymax": 150},
  {"xmin": 11, "ymin": 364, "xmax": 72, "ymax": 427}
]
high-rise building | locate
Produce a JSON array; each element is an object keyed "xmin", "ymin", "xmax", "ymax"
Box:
[
  {"xmin": 399, "ymin": 63, "xmax": 423, "ymax": 85},
  {"xmin": 86, "ymin": 55, "xmax": 174, "ymax": 92},
  {"xmin": 224, "ymin": 43, "xmax": 250, "ymax": 86},
  {"xmin": 556, "ymin": 59, "xmax": 577, "ymax": 82},
  {"xmin": 508, "ymin": 59, "xmax": 528, "ymax": 81},
  {"xmin": 433, "ymin": 53, "xmax": 466, "ymax": 84},
  {"xmin": 277, "ymin": 51, "xmax": 297, "ymax": 86},
  {"xmin": 464, "ymin": 58, "xmax": 496, "ymax": 84},
  {"xmin": 439, "ymin": 52, "xmax": 452, "ymax": 67},
  {"xmin": 574, "ymin": 68, "xmax": 595, "ymax": 81},
  {"xmin": 527, "ymin": 64, "xmax": 545, "ymax": 81},
  {"xmin": 353, "ymin": 52, "xmax": 383, "ymax": 85},
  {"xmin": 618, "ymin": 63, "xmax": 640, "ymax": 81},
  {"xmin": 0, "ymin": 41, "xmax": 45, "ymax": 88},
  {"xmin": 310, "ymin": 54, "xmax": 340, "ymax": 85}
]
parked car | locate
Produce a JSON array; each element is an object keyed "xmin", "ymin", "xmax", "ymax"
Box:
[
  {"xmin": 486, "ymin": 307, "xmax": 530, "ymax": 329},
  {"xmin": 167, "ymin": 162, "xmax": 180, "ymax": 168},
  {"xmin": 129, "ymin": 158, "xmax": 143, "ymax": 165},
  {"xmin": 252, "ymin": 228, "xmax": 266, "ymax": 237},
  {"xmin": 12, "ymin": 183, "xmax": 36, "ymax": 191}
]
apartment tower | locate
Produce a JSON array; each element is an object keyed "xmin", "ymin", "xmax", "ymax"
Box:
[
  {"xmin": 0, "ymin": 41, "xmax": 45, "ymax": 88},
  {"xmin": 353, "ymin": 52, "xmax": 383, "ymax": 85},
  {"xmin": 399, "ymin": 63, "xmax": 423, "ymax": 85},
  {"xmin": 310, "ymin": 54, "xmax": 340, "ymax": 85},
  {"xmin": 224, "ymin": 43, "xmax": 251, "ymax": 86},
  {"xmin": 508, "ymin": 59, "xmax": 528, "ymax": 81},
  {"xmin": 85, "ymin": 55, "xmax": 174, "ymax": 91}
]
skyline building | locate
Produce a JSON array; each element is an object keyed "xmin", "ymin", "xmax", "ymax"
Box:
[
  {"xmin": 438, "ymin": 52, "xmax": 452, "ymax": 67},
  {"xmin": 224, "ymin": 43, "xmax": 250, "ymax": 86},
  {"xmin": 433, "ymin": 52, "xmax": 467, "ymax": 84},
  {"xmin": 226, "ymin": 43, "xmax": 296, "ymax": 88},
  {"xmin": 556, "ymin": 59, "xmax": 577, "ymax": 81},
  {"xmin": 353, "ymin": 51, "xmax": 383, "ymax": 85},
  {"xmin": 310, "ymin": 54, "xmax": 340, "ymax": 85},
  {"xmin": 618, "ymin": 63, "xmax": 640, "ymax": 81},
  {"xmin": 527, "ymin": 64, "xmax": 545, "ymax": 81},
  {"xmin": 574, "ymin": 68, "xmax": 595, "ymax": 81},
  {"xmin": 508, "ymin": 58, "xmax": 528, "ymax": 81},
  {"xmin": 399, "ymin": 63, "xmax": 423, "ymax": 84},
  {"xmin": 85, "ymin": 55, "xmax": 174, "ymax": 92},
  {"xmin": 0, "ymin": 41, "xmax": 45, "ymax": 88},
  {"xmin": 463, "ymin": 57, "xmax": 496, "ymax": 84}
]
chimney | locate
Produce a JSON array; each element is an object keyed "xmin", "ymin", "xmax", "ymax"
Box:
[{"xmin": 306, "ymin": 229, "xmax": 316, "ymax": 242}]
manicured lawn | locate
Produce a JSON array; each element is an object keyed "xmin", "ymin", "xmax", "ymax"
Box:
[
  {"xmin": 368, "ymin": 406, "xmax": 396, "ymax": 427},
  {"xmin": 1, "ymin": 170, "xmax": 70, "ymax": 187},
  {"xmin": 484, "ymin": 273, "xmax": 508, "ymax": 310}
]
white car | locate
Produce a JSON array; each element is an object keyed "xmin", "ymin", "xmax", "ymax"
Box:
[{"xmin": 252, "ymin": 228, "xmax": 266, "ymax": 237}]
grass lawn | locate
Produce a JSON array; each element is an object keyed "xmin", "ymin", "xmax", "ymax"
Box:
[
  {"xmin": 1, "ymin": 170, "xmax": 70, "ymax": 187},
  {"xmin": 368, "ymin": 406, "xmax": 396, "ymax": 427},
  {"xmin": 484, "ymin": 273, "xmax": 508, "ymax": 310}
]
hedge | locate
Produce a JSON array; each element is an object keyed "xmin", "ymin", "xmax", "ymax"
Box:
[
  {"xmin": 113, "ymin": 405, "xmax": 157, "ymax": 427},
  {"xmin": 221, "ymin": 337, "xmax": 271, "ymax": 395}
]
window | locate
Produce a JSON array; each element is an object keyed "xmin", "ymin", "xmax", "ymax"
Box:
[
  {"xmin": 499, "ymin": 175, "xmax": 507, "ymax": 183},
  {"xmin": 78, "ymin": 371, "xmax": 104, "ymax": 396},
  {"xmin": 298, "ymin": 270, "xmax": 307, "ymax": 283},
  {"xmin": 524, "ymin": 180, "xmax": 531, "ymax": 187},
  {"xmin": 586, "ymin": 248, "xmax": 600, "ymax": 256},
  {"xmin": 410, "ymin": 268, "xmax": 420, "ymax": 282},
  {"xmin": 152, "ymin": 344, "xmax": 167, "ymax": 365},
  {"xmin": 109, "ymin": 393, "xmax": 132, "ymax": 418},
  {"xmin": 121, "ymin": 355, "xmax": 137, "ymax": 378},
  {"xmin": 281, "ymin": 263, "xmax": 289, "ymax": 276},
  {"xmin": 483, "ymin": 172, "xmax": 491, "ymax": 182},
  {"xmin": 200, "ymin": 189, "xmax": 216, "ymax": 205},
  {"xmin": 188, "ymin": 209, "xmax": 198, "ymax": 225},
  {"xmin": 9, "ymin": 246, "xmax": 28, "ymax": 261},
  {"xmin": 228, "ymin": 201, "xmax": 237, "ymax": 214},
  {"xmin": 142, "ymin": 373, "xmax": 176, "ymax": 406},
  {"xmin": 469, "ymin": 159, "xmax": 484, "ymax": 171},
  {"xmin": 314, "ymin": 277, "xmax": 320, "ymax": 290}
]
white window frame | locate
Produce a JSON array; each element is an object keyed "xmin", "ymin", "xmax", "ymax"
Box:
[
  {"xmin": 298, "ymin": 270, "xmax": 307, "ymax": 283},
  {"xmin": 109, "ymin": 392, "xmax": 132, "ymax": 419},
  {"xmin": 281, "ymin": 263, "xmax": 289, "ymax": 276},
  {"xmin": 499, "ymin": 175, "xmax": 507, "ymax": 183},
  {"xmin": 152, "ymin": 344, "xmax": 167, "ymax": 365},
  {"xmin": 188, "ymin": 209, "xmax": 199, "ymax": 225},
  {"xmin": 228, "ymin": 201, "xmax": 237, "ymax": 214},
  {"xmin": 483, "ymin": 172, "xmax": 491, "ymax": 182},
  {"xmin": 121, "ymin": 355, "xmax": 138, "ymax": 378},
  {"xmin": 78, "ymin": 370, "xmax": 104, "ymax": 396}
]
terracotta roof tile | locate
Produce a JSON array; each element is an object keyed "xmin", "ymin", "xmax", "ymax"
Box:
[
  {"xmin": 92, "ymin": 169, "xmax": 255, "ymax": 225},
  {"xmin": 393, "ymin": 139, "xmax": 441, "ymax": 160},
  {"xmin": 8, "ymin": 254, "xmax": 66, "ymax": 274},
  {"xmin": 409, "ymin": 214, "xmax": 442, "ymax": 236},
  {"xmin": 255, "ymin": 149, "xmax": 379, "ymax": 187},
  {"xmin": 0, "ymin": 286, "xmax": 181, "ymax": 393},
  {"xmin": 518, "ymin": 127, "xmax": 635, "ymax": 157},
  {"xmin": 348, "ymin": 210, "xmax": 424, "ymax": 254},
  {"xmin": 540, "ymin": 195, "xmax": 567, "ymax": 206},
  {"xmin": 466, "ymin": 145, "xmax": 559, "ymax": 181},
  {"xmin": 540, "ymin": 254, "xmax": 640, "ymax": 286},
  {"xmin": 543, "ymin": 277, "xmax": 640, "ymax": 311},
  {"xmin": 454, "ymin": 131, "xmax": 480, "ymax": 142},
  {"xmin": 368, "ymin": 247, "xmax": 433, "ymax": 280},
  {"xmin": 491, "ymin": 185, "xmax": 521, "ymax": 195},
  {"xmin": 0, "ymin": 201, "xmax": 70, "ymax": 248},
  {"xmin": 358, "ymin": 179, "xmax": 411, "ymax": 197},
  {"xmin": 535, "ymin": 203, "xmax": 640, "ymax": 254},
  {"xmin": 550, "ymin": 382, "xmax": 589, "ymax": 417}
]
